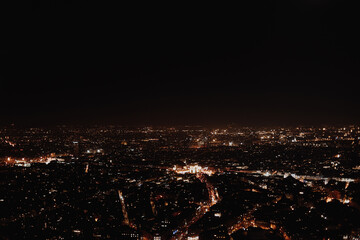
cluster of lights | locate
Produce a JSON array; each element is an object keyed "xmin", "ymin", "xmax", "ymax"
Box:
[
  {"xmin": 5, "ymin": 156, "xmax": 64, "ymax": 167},
  {"xmin": 172, "ymin": 164, "xmax": 214, "ymax": 176}
]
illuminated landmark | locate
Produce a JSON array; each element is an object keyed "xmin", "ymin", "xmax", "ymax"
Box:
[{"xmin": 172, "ymin": 164, "xmax": 215, "ymax": 176}]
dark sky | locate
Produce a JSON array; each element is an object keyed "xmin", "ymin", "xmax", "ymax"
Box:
[{"xmin": 3, "ymin": 1, "xmax": 359, "ymax": 126}]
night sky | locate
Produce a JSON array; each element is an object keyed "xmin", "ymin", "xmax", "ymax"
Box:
[{"xmin": 3, "ymin": 1, "xmax": 359, "ymax": 126}]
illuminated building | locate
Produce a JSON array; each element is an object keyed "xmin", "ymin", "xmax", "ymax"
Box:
[
  {"xmin": 172, "ymin": 164, "xmax": 214, "ymax": 175},
  {"xmin": 187, "ymin": 236, "xmax": 199, "ymax": 240},
  {"xmin": 153, "ymin": 235, "xmax": 161, "ymax": 240}
]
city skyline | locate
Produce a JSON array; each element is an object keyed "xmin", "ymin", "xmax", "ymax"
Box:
[
  {"xmin": 2, "ymin": 2, "xmax": 360, "ymax": 239},
  {"xmin": 1, "ymin": 125, "xmax": 360, "ymax": 239}
]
